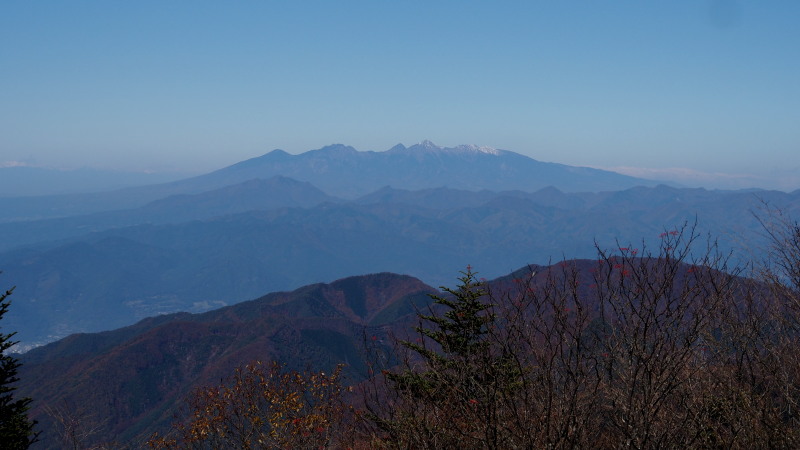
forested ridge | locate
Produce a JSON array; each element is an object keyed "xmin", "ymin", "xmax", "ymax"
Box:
[{"xmin": 4, "ymin": 212, "xmax": 799, "ymax": 448}]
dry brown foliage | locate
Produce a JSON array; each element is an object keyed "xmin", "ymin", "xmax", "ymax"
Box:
[
  {"xmin": 147, "ymin": 362, "xmax": 350, "ymax": 449},
  {"xmin": 358, "ymin": 222, "xmax": 800, "ymax": 449}
]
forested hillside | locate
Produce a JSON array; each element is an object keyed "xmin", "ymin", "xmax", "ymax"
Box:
[{"xmin": 12, "ymin": 217, "xmax": 800, "ymax": 448}]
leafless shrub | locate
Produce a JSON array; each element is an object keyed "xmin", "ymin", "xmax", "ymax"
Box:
[{"xmin": 360, "ymin": 222, "xmax": 800, "ymax": 448}]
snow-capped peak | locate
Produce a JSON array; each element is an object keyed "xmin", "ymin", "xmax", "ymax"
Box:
[
  {"xmin": 419, "ymin": 139, "xmax": 441, "ymax": 150},
  {"xmin": 454, "ymin": 144, "xmax": 500, "ymax": 155},
  {"xmin": 402, "ymin": 140, "xmax": 501, "ymax": 155}
]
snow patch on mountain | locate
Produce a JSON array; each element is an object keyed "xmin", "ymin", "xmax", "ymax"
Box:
[
  {"xmin": 400, "ymin": 140, "xmax": 501, "ymax": 155},
  {"xmin": 453, "ymin": 144, "xmax": 501, "ymax": 155}
]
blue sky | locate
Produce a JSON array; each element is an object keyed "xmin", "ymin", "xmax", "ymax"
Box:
[{"xmin": 1, "ymin": 1, "xmax": 798, "ymax": 190}]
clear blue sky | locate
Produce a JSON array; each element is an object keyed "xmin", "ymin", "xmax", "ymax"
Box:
[{"xmin": 1, "ymin": 1, "xmax": 798, "ymax": 189}]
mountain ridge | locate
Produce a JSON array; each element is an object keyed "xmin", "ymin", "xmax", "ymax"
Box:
[
  {"xmin": 0, "ymin": 141, "xmax": 661, "ymax": 222},
  {"xmin": 183, "ymin": 140, "xmax": 661, "ymax": 198},
  {"xmin": 17, "ymin": 271, "xmax": 439, "ymax": 445},
  {"xmin": 3, "ymin": 182, "xmax": 799, "ymax": 348}
]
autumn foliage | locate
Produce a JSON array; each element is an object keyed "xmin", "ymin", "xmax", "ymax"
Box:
[
  {"xmin": 355, "ymin": 222, "xmax": 800, "ymax": 448},
  {"xmin": 148, "ymin": 362, "xmax": 349, "ymax": 449},
  {"xmin": 150, "ymin": 217, "xmax": 800, "ymax": 449}
]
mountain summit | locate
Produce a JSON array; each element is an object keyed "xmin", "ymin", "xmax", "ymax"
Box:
[
  {"xmin": 0, "ymin": 141, "xmax": 662, "ymax": 222},
  {"xmin": 182, "ymin": 141, "xmax": 660, "ymax": 198},
  {"xmin": 396, "ymin": 140, "xmax": 502, "ymax": 155}
]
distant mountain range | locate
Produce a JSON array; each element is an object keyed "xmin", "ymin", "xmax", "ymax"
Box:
[
  {"xmin": 1, "ymin": 142, "xmax": 798, "ymax": 349},
  {"xmin": 4, "ymin": 141, "xmax": 800, "ymax": 446},
  {"xmin": 0, "ymin": 141, "xmax": 659, "ymax": 222},
  {"xmin": 0, "ymin": 176, "xmax": 338, "ymax": 251},
  {"xmin": 194, "ymin": 140, "xmax": 663, "ymax": 198},
  {"xmin": 2, "ymin": 178, "xmax": 798, "ymax": 348}
]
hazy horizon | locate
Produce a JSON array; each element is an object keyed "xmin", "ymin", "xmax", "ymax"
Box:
[
  {"xmin": 2, "ymin": 1, "xmax": 799, "ymax": 191},
  {"xmin": 2, "ymin": 140, "xmax": 797, "ymax": 193}
]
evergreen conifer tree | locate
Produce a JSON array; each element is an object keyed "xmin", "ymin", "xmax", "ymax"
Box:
[
  {"xmin": 387, "ymin": 267, "xmax": 494, "ymax": 399},
  {"xmin": 371, "ymin": 267, "xmax": 523, "ymax": 447},
  {"xmin": 0, "ymin": 284, "xmax": 38, "ymax": 448}
]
